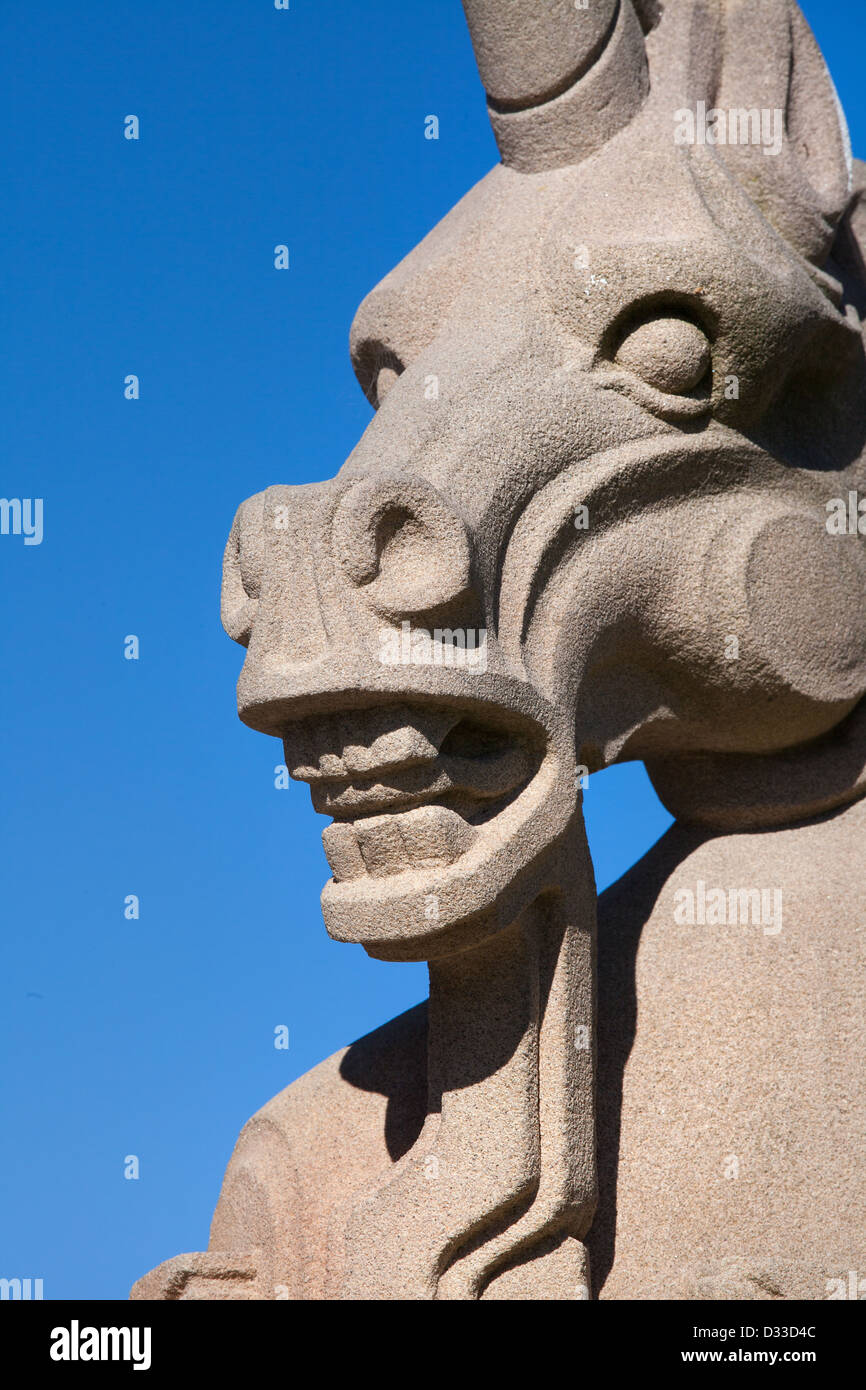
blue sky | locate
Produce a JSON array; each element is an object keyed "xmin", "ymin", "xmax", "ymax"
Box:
[{"xmin": 2, "ymin": 0, "xmax": 863, "ymax": 1300}]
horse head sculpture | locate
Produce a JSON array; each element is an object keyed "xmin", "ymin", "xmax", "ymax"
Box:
[{"xmin": 133, "ymin": 0, "xmax": 866, "ymax": 1301}]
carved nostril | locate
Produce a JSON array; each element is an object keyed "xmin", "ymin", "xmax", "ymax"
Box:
[
  {"xmin": 332, "ymin": 473, "xmax": 473, "ymax": 619},
  {"xmin": 221, "ymin": 493, "xmax": 265, "ymax": 647}
]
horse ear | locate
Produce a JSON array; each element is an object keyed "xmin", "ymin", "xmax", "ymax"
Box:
[
  {"xmin": 461, "ymin": 0, "xmax": 650, "ymax": 172},
  {"xmin": 835, "ymin": 161, "xmax": 866, "ymax": 282},
  {"xmin": 713, "ymin": 0, "xmax": 852, "ymax": 264}
]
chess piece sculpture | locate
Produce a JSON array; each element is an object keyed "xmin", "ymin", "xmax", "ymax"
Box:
[{"xmin": 133, "ymin": 0, "xmax": 866, "ymax": 1300}]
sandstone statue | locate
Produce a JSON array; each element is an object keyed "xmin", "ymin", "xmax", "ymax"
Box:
[{"xmin": 132, "ymin": 0, "xmax": 866, "ymax": 1300}]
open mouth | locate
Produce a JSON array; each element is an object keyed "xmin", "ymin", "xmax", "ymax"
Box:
[{"xmin": 284, "ymin": 703, "xmax": 541, "ymax": 881}]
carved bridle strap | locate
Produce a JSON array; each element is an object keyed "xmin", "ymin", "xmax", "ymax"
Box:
[
  {"xmin": 440, "ymin": 877, "xmax": 597, "ymax": 1299},
  {"xmin": 340, "ymin": 821, "xmax": 597, "ymax": 1300}
]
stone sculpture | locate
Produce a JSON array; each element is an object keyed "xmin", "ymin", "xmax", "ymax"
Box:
[{"xmin": 132, "ymin": 0, "xmax": 866, "ymax": 1300}]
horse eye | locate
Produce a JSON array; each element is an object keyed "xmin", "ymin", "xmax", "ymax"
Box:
[{"xmin": 615, "ymin": 315, "xmax": 711, "ymax": 394}]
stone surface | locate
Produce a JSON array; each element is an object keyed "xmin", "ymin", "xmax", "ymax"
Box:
[{"xmin": 132, "ymin": 0, "xmax": 866, "ymax": 1300}]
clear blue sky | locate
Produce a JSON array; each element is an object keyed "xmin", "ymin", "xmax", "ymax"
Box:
[{"xmin": 2, "ymin": 0, "xmax": 863, "ymax": 1300}]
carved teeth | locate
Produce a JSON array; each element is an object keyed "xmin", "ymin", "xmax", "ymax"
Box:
[
  {"xmin": 310, "ymin": 764, "xmax": 455, "ymax": 818},
  {"xmin": 287, "ymin": 706, "xmax": 460, "ymax": 783},
  {"xmin": 313, "ymin": 715, "xmax": 347, "ymax": 778},
  {"xmin": 321, "ymin": 805, "xmax": 477, "ymax": 883},
  {"xmin": 356, "ymin": 816, "xmax": 409, "ymax": 877},
  {"xmin": 321, "ymin": 821, "xmax": 367, "ymax": 882},
  {"xmin": 399, "ymin": 804, "xmax": 478, "ymax": 868},
  {"xmin": 286, "ymin": 722, "xmax": 319, "ymax": 781},
  {"xmin": 318, "ymin": 749, "xmax": 347, "ymax": 778}
]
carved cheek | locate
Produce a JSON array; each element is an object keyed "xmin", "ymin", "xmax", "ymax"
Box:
[{"xmin": 743, "ymin": 514, "xmax": 866, "ymax": 708}]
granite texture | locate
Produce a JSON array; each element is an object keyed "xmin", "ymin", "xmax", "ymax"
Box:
[{"xmin": 132, "ymin": 0, "xmax": 866, "ymax": 1300}]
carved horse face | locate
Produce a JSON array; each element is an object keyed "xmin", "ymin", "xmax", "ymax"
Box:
[{"xmin": 221, "ymin": 0, "xmax": 866, "ymax": 962}]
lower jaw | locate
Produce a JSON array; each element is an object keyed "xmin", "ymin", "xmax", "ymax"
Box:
[{"xmin": 320, "ymin": 758, "xmax": 580, "ymax": 962}]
